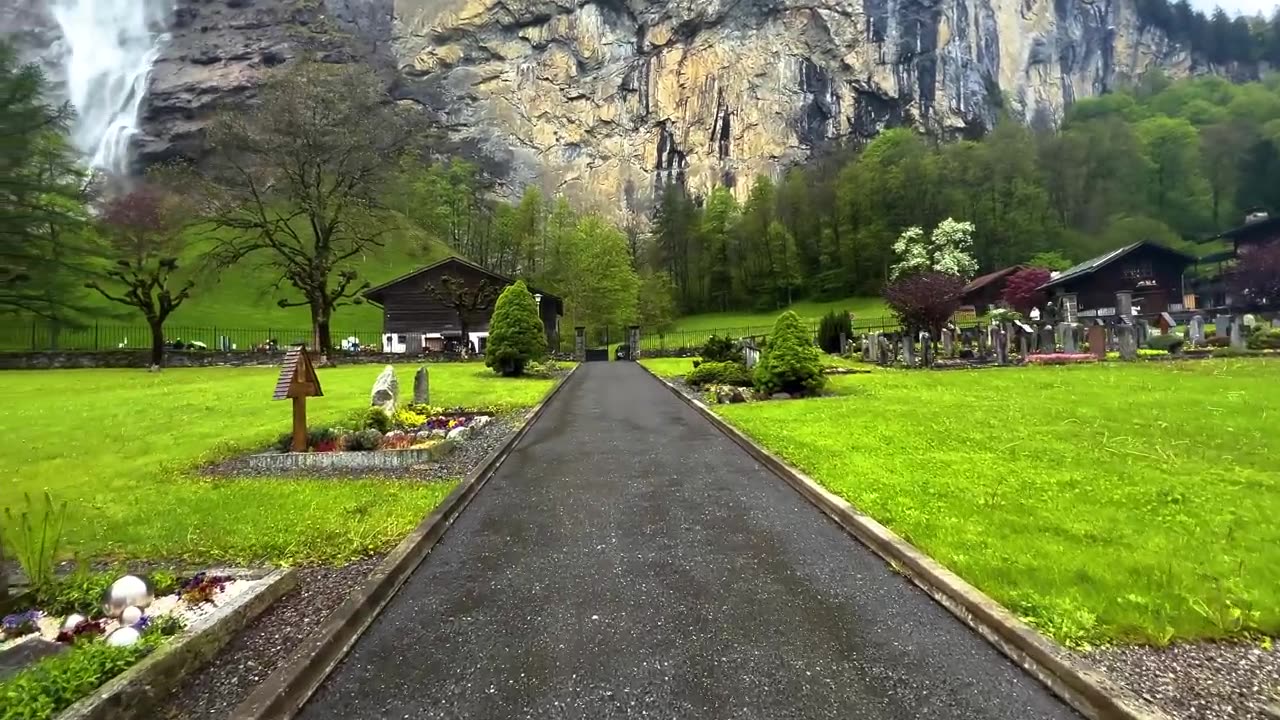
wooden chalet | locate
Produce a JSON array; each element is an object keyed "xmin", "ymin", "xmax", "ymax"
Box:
[
  {"xmin": 362, "ymin": 257, "xmax": 563, "ymax": 354},
  {"xmin": 1037, "ymin": 241, "xmax": 1195, "ymax": 320},
  {"xmin": 1194, "ymin": 209, "xmax": 1280, "ymax": 309},
  {"xmin": 959, "ymin": 265, "xmax": 1027, "ymax": 314}
]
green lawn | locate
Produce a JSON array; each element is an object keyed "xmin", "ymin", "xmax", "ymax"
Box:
[
  {"xmin": 717, "ymin": 359, "xmax": 1280, "ymax": 646},
  {"xmin": 0, "ymin": 363, "xmax": 558, "ymax": 565},
  {"xmin": 667, "ymin": 297, "xmax": 888, "ymax": 335},
  {"xmin": 639, "ymin": 357, "xmax": 696, "ymax": 378}
]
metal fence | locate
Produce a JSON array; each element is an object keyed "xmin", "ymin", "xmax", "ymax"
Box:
[
  {"xmin": 636, "ymin": 314, "xmax": 986, "ymax": 354},
  {"xmin": 0, "ymin": 321, "xmax": 386, "ymax": 353}
]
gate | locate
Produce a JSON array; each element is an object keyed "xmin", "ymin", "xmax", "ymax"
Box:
[{"xmin": 575, "ymin": 325, "xmax": 640, "ymax": 362}]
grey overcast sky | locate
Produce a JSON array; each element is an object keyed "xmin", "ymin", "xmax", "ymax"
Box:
[{"xmin": 1190, "ymin": 0, "xmax": 1277, "ymax": 15}]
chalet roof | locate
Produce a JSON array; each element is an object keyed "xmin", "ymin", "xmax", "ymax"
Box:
[
  {"xmin": 961, "ymin": 265, "xmax": 1027, "ymax": 296},
  {"xmin": 362, "ymin": 256, "xmax": 562, "ymax": 309},
  {"xmin": 1216, "ymin": 214, "xmax": 1280, "ymax": 241},
  {"xmin": 1037, "ymin": 241, "xmax": 1196, "ymax": 291}
]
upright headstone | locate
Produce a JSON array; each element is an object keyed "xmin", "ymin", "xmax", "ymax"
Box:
[
  {"xmin": 574, "ymin": 326, "xmax": 586, "ymax": 362},
  {"xmin": 413, "ymin": 366, "xmax": 430, "ymax": 405},
  {"xmin": 370, "ymin": 365, "xmax": 399, "ymax": 415},
  {"xmin": 839, "ymin": 331, "xmax": 848, "ymax": 356},
  {"xmin": 1087, "ymin": 326, "xmax": 1107, "ymax": 360},
  {"xmin": 1189, "ymin": 315, "xmax": 1206, "ymax": 345},
  {"xmin": 995, "ymin": 328, "xmax": 1009, "ymax": 365},
  {"xmin": 1115, "ymin": 291, "xmax": 1133, "ymax": 319},
  {"xmin": 919, "ymin": 331, "xmax": 933, "ymax": 367},
  {"xmin": 1117, "ymin": 325, "xmax": 1138, "ymax": 361},
  {"xmin": 868, "ymin": 332, "xmax": 880, "ymax": 363},
  {"xmin": 877, "ymin": 335, "xmax": 893, "ymax": 366},
  {"xmin": 1230, "ymin": 316, "xmax": 1247, "ymax": 351},
  {"xmin": 978, "ymin": 327, "xmax": 989, "ymax": 358},
  {"xmin": 1135, "ymin": 318, "xmax": 1150, "ymax": 347},
  {"xmin": 902, "ymin": 335, "xmax": 916, "ymax": 367},
  {"xmin": 1039, "ymin": 325, "xmax": 1055, "ymax": 354},
  {"xmin": 941, "ymin": 328, "xmax": 954, "ymax": 357},
  {"xmin": 860, "ymin": 335, "xmax": 871, "ymax": 362},
  {"xmin": 1214, "ymin": 315, "xmax": 1231, "ymax": 339},
  {"xmin": 1059, "ymin": 323, "xmax": 1078, "ymax": 353},
  {"xmin": 1017, "ymin": 331, "xmax": 1029, "ymax": 359}
]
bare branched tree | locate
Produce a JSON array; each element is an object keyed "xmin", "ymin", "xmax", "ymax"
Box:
[{"xmin": 423, "ymin": 273, "xmax": 500, "ymax": 354}]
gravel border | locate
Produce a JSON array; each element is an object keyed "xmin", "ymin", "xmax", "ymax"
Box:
[
  {"xmin": 1084, "ymin": 641, "xmax": 1280, "ymax": 720},
  {"xmin": 157, "ymin": 559, "xmax": 381, "ymax": 719},
  {"xmin": 201, "ymin": 414, "xmax": 520, "ymax": 481}
]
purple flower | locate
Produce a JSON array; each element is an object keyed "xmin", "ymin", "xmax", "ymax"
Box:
[{"xmin": 2, "ymin": 610, "xmax": 43, "ymax": 638}]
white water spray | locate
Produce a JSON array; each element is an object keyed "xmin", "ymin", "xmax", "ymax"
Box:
[{"xmin": 50, "ymin": 0, "xmax": 175, "ymax": 174}]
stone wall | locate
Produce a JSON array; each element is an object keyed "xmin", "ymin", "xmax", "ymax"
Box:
[{"xmin": 0, "ymin": 350, "xmax": 470, "ymax": 370}]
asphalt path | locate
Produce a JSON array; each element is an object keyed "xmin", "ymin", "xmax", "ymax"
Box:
[{"xmin": 299, "ymin": 362, "xmax": 1080, "ymax": 720}]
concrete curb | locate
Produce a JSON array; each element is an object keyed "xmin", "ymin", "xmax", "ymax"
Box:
[
  {"xmin": 58, "ymin": 568, "xmax": 297, "ymax": 720},
  {"xmin": 233, "ymin": 366, "xmax": 580, "ymax": 720},
  {"xmin": 638, "ymin": 364, "xmax": 1171, "ymax": 720}
]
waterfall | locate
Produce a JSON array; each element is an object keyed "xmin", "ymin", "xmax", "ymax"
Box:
[{"xmin": 50, "ymin": 0, "xmax": 175, "ymax": 174}]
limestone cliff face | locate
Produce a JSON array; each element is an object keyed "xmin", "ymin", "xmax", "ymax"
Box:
[{"xmin": 7, "ymin": 0, "xmax": 1201, "ymax": 212}]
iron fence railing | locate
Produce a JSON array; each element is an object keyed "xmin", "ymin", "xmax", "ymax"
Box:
[{"xmin": 0, "ymin": 321, "xmax": 385, "ymax": 353}]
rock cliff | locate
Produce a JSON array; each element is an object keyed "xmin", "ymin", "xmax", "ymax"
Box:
[{"xmin": 7, "ymin": 0, "xmax": 1200, "ymax": 213}]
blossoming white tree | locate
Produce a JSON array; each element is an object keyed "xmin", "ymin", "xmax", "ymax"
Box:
[{"xmin": 890, "ymin": 218, "xmax": 979, "ymax": 280}]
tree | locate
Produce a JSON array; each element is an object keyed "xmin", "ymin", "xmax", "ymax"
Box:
[
  {"xmin": 636, "ymin": 270, "xmax": 677, "ymax": 335},
  {"xmin": 753, "ymin": 310, "xmax": 825, "ymax": 396},
  {"xmin": 189, "ymin": 60, "xmax": 420, "ymax": 359},
  {"xmin": 0, "ymin": 42, "xmax": 89, "ymax": 319},
  {"xmin": 485, "ymin": 280, "xmax": 546, "ymax": 376},
  {"xmin": 891, "ymin": 218, "xmax": 978, "ymax": 280},
  {"xmin": 884, "ymin": 272, "xmax": 966, "ymax": 335},
  {"xmin": 1001, "ymin": 267, "xmax": 1053, "ymax": 315},
  {"xmin": 1229, "ymin": 242, "xmax": 1280, "ymax": 310},
  {"xmin": 84, "ymin": 187, "xmax": 195, "ymax": 368},
  {"xmin": 423, "ymin": 272, "xmax": 499, "ymax": 355},
  {"xmin": 555, "ymin": 215, "xmax": 639, "ymax": 337},
  {"xmin": 1027, "ymin": 251, "xmax": 1072, "ymax": 271},
  {"xmin": 766, "ymin": 221, "xmax": 802, "ymax": 306}
]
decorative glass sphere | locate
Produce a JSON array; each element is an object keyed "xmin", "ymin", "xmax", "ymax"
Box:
[
  {"xmin": 103, "ymin": 575, "xmax": 153, "ymax": 617},
  {"xmin": 120, "ymin": 606, "xmax": 144, "ymax": 626},
  {"xmin": 61, "ymin": 613, "xmax": 86, "ymax": 632},
  {"xmin": 105, "ymin": 626, "xmax": 140, "ymax": 647}
]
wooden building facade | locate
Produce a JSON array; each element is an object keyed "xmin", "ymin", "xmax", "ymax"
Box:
[
  {"xmin": 1195, "ymin": 210, "xmax": 1280, "ymax": 309},
  {"xmin": 1037, "ymin": 241, "xmax": 1195, "ymax": 320},
  {"xmin": 362, "ymin": 257, "xmax": 563, "ymax": 354}
]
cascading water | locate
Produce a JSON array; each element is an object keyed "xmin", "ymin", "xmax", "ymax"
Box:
[{"xmin": 50, "ymin": 0, "xmax": 175, "ymax": 174}]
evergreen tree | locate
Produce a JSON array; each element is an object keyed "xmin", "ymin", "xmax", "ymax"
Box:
[
  {"xmin": 485, "ymin": 280, "xmax": 546, "ymax": 376},
  {"xmin": 753, "ymin": 310, "xmax": 825, "ymax": 397}
]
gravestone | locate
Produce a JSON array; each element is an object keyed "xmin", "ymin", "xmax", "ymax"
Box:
[
  {"xmin": 860, "ymin": 335, "xmax": 871, "ymax": 362},
  {"xmin": 868, "ymin": 332, "xmax": 880, "ymax": 363},
  {"xmin": 839, "ymin": 331, "xmax": 848, "ymax": 355},
  {"xmin": 1117, "ymin": 325, "xmax": 1138, "ymax": 360},
  {"xmin": 1158, "ymin": 312, "xmax": 1177, "ymax": 336},
  {"xmin": 275, "ymin": 346, "xmax": 324, "ymax": 452},
  {"xmin": 995, "ymin": 328, "xmax": 1009, "ymax": 365},
  {"xmin": 1087, "ymin": 326, "xmax": 1107, "ymax": 360},
  {"xmin": 978, "ymin": 327, "xmax": 989, "ymax": 358},
  {"xmin": 941, "ymin": 329, "xmax": 954, "ymax": 357},
  {"xmin": 1017, "ymin": 331, "xmax": 1028, "ymax": 358},
  {"xmin": 1230, "ymin": 316, "xmax": 1247, "ymax": 351},
  {"xmin": 902, "ymin": 335, "xmax": 916, "ymax": 366},
  {"xmin": 1189, "ymin": 315, "xmax": 1206, "ymax": 345},
  {"xmin": 1039, "ymin": 325, "xmax": 1055, "ymax": 354},
  {"xmin": 877, "ymin": 335, "xmax": 893, "ymax": 366},
  {"xmin": 920, "ymin": 331, "xmax": 933, "ymax": 367},
  {"xmin": 370, "ymin": 365, "xmax": 398, "ymax": 415},
  {"xmin": 413, "ymin": 366, "xmax": 430, "ymax": 405},
  {"xmin": 1115, "ymin": 291, "xmax": 1133, "ymax": 319},
  {"xmin": 1059, "ymin": 323, "xmax": 1078, "ymax": 353},
  {"xmin": 1135, "ymin": 318, "xmax": 1150, "ymax": 347},
  {"xmin": 1215, "ymin": 315, "xmax": 1231, "ymax": 339}
]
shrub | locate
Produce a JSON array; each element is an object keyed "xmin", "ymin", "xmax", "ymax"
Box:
[
  {"xmin": 524, "ymin": 358, "xmax": 562, "ymax": 378},
  {"xmin": 883, "ymin": 271, "xmax": 966, "ymax": 335},
  {"xmin": 362, "ymin": 407, "xmax": 391, "ymax": 433},
  {"xmin": 0, "ymin": 636, "xmax": 162, "ymax": 719},
  {"xmin": 699, "ymin": 334, "xmax": 740, "ymax": 363},
  {"xmin": 685, "ymin": 361, "xmax": 752, "ymax": 387},
  {"xmin": 1205, "ymin": 336, "xmax": 1231, "ymax": 348},
  {"xmin": 817, "ymin": 311, "xmax": 852, "ymax": 353},
  {"xmin": 343, "ymin": 429, "xmax": 383, "ymax": 452},
  {"xmin": 392, "ymin": 407, "xmax": 427, "ymax": 430},
  {"xmin": 753, "ymin": 311, "xmax": 825, "ymax": 396},
  {"xmin": 306, "ymin": 427, "xmax": 339, "ymax": 452},
  {"xmin": 33, "ymin": 564, "xmax": 115, "ymax": 617},
  {"xmin": 1146, "ymin": 334, "xmax": 1185, "ymax": 353},
  {"xmin": 485, "ymin": 280, "xmax": 546, "ymax": 376},
  {"xmin": 1247, "ymin": 327, "xmax": 1280, "ymax": 350},
  {"xmin": 2, "ymin": 492, "xmax": 67, "ymax": 592},
  {"xmin": 1001, "ymin": 268, "xmax": 1053, "ymax": 315}
]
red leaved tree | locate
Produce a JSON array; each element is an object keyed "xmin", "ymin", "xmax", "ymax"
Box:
[
  {"xmin": 1229, "ymin": 242, "xmax": 1280, "ymax": 310},
  {"xmin": 883, "ymin": 272, "xmax": 966, "ymax": 335},
  {"xmin": 86, "ymin": 186, "xmax": 194, "ymax": 369},
  {"xmin": 1001, "ymin": 267, "xmax": 1053, "ymax": 315}
]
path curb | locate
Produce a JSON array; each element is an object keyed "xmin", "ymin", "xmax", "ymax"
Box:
[
  {"xmin": 233, "ymin": 365, "xmax": 580, "ymax": 720},
  {"xmin": 639, "ymin": 364, "xmax": 1170, "ymax": 720}
]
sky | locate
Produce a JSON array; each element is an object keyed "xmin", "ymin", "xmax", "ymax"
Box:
[{"xmin": 1189, "ymin": 0, "xmax": 1278, "ymax": 15}]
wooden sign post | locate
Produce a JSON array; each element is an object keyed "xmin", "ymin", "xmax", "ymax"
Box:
[{"xmin": 273, "ymin": 345, "xmax": 324, "ymax": 452}]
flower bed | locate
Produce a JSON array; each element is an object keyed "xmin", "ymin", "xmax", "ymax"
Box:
[{"xmin": 1025, "ymin": 353, "xmax": 1098, "ymax": 365}]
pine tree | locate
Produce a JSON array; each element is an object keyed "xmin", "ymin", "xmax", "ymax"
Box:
[
  {"xmin": 754, "ymin": 310, "xmax": 825, "ymax": 397},
  {"xmin": 485, "ymin": 280, "xmax": 546, "ymax": 376}
]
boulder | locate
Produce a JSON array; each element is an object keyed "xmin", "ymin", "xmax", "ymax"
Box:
[
  {"xmin": 447, "ymin": 425, "xmax": 472, "ymax": 442},
  {"xmin": 472, "ymin": 415, "xmax": 491, "ymax": 429},
  {"xmin": 370, "ymin": 365, "xmax": 399, "ymax": 414},
  {"xmin": 415, "ymin": 430, "xmax": 434, "ymax": 443},
  {"xmin": 413, "ymin": 366, "xmax": 430, "ymax": 404}
]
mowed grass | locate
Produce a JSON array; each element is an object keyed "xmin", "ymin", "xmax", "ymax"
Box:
[
  {"xmin": 0, "ymin": 363, "xmax": 558, "ymax": 565},
  {"xmin": 641, "ymin": 354, "xmax": 856, "ymax": 379},
  {"xmin": 718, "ymin": 359, "xmax": 1280, "ymax": 646},
  {"xmin": 668, "ymin": 296, "xmax": 888, "ymax": 334}
]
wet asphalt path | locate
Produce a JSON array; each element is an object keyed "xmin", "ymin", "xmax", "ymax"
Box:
[{"xmin": 299, "ymin": 362, "xmax": 1079, "ymax": 720}]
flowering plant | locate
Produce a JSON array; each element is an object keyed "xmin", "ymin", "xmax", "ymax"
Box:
[
  {"xmin": 1026, "ymin": 353, "xmax": 1097, "ymax": 365},
  {"xmin": 55, "ymin": 617, "xmax": 107, "ymax": 644},
  {"xmin": 2, "ymin": 610, "xmax": 42, "ymax": 638},
  {"xmin": 180, "ymin": 572, "xmax": 229, "ymax": 605}
]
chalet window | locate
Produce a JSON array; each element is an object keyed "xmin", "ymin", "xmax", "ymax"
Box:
[
  {"xmin": 1122, "ymin": 262, "xmax": 1153, "ymax": 280},
  {"xmin": 396, "ymin": 335, "xmax": 406, "ymax": 344}
]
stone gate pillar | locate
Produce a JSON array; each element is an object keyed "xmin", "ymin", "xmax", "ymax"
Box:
[
  {"xmin": 628, "ymin": 326, "xmax": 640, "ymax": 361},
  {"xmin": 574, "ymin": 326, "xmax": 586, "ymax": 362}
]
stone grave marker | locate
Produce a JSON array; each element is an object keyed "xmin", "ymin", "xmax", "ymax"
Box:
[
  {"xmin": 1215, "ymin": 315, "xmax": 1231, "ymax": 339},
  {"xmin": 370, "ymin": 365, "xmax": 398, "ymax": 416},
  {"xmin": 275, "ymin": 345, "xmax": 324, "ymax": 453},
  {"xmin": 1135, "ymin": 318, "xmax": 1150, "ymax": 346},
  {"xmin": 877, "ymin": 335, "xmax": 893, "ymax": 366},
  {"xmin": 1059, "ymin": 323, "xmax": 1077, "ymax": 353},
  {"xmin": 941, "ymin": 328, "xmax": 953, "ymax": 357},
  {"xmin": 1039, "ymin": 325, "xmax": 1055, "ymax": 353},
  {"xmin": 413, "ymin": 366, "xmax": 430, "ymax": 405},
  {"xmin": 902, "ymin": 334, "xmax": 916, "ymax": 366},
  {"xmin": 1117, "ymin": 325, "xmax": 1138, "ymax": 360},
  {"xmin": 995, "ymin": 328, "xmax": 1009, "ymax": 365},
  {"xmin": 1230, "ymin": 316, "xmax": 1247, "ymax": 351},
  {"xmin": 1087, "ymin": 325, "xmax": 1107, "ymax": 359},
  {"xmin": 1189, "ymin": 315, "xmax": 1206, "ymax": 345},
  {"xmin": 920, "ymin": 331, "xmax": 933, "ymax": 367}
]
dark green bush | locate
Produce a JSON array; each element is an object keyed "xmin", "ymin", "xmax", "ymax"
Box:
[
  {"xmin": 699, "ymin": 335, "xmax": 740, "ymax": 363},
  {"xmin": 817, "ymin": 310, "xmax": 851, "ymax": 353},
  {"xmin": 754, "ymin": 311, "xmax": 825, "ymax": 396},
  {"xmin": 0, "ymin": 636, "xmax": 161, "ymax": 719},
  {"xmin": 33, "ymin": 565, "xmax": 115, "ymax": 617},
  {"xmin": 362, "ymin": 407, "xmax": 392, "ymax": 433},
  {"xmin": 344, "ymin": 429, "xmax": 383, "ymax": 452},
  {"xmin": 685, "ymin": 361, "xmax": 752, "ymax": 387},
  {"xmin": 486, "ymin": 280, "xmax": 546, "ymax": 376},
  {"xmin": 1248, "ymin": 327, "xmax": 1280, "ymax": 350},
  {"xmin": 1146, "ymin": 334, "xmax": 1184, "ymax": 353}
]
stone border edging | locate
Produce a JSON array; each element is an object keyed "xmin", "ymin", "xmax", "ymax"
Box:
[
  {"xmin": 58, "ymin": 567, "xmax": 297, "ymax": 720},
  {"xmin": 233, "ymin": 366, "xmax": 581, "ymax": 720},
  {"xmin": 638, "ymin": 363, "xmax": 1171, "ymax": 720}
]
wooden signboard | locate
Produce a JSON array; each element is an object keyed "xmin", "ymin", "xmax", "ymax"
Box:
[{"xmin": 273, "ymin": 345, "xmax": 323, "ymax": 452}]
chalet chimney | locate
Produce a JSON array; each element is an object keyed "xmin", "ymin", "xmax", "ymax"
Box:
[{"xmin": 1244, "ymin": 209, "xmax": 1269, "ymax": 224}]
